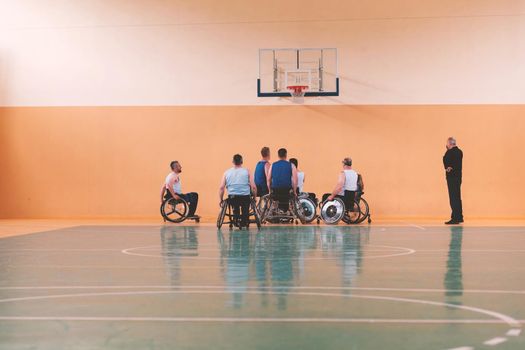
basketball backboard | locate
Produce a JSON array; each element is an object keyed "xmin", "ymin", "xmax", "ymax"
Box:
[{"xmin": 257, "ymin": 48, "xmax": 339, "ymax": 97}]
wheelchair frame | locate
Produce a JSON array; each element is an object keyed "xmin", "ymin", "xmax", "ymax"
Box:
[
  {"xmin": 297, "ymin": 193, "xmax": 318, "ymax": 224},
  {"xmin": 354, "ymin": 191, "xmax": 371, "ymax": 224},
  {"xmin": 160, "ymin": 196, "xmax": 200, "ymax": 223},
  {"xmin": 318, "ymin": 191, "xmax": 371, "ymax": 225},
  {"xmin": 217, "ymin": 196, "xmax": 261, "ymax": 229},
  {"xmin": 258, "ymin": 190, "xmax": 307, "ymax": 224}
]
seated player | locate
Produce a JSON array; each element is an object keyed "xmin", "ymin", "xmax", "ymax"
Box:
[
  {"xmin": 254, "ymin": 146, "xmax": 271, "ymax": 197},
  {"xmin": 267, "ymin": 148, "xmax": 298, "ymax": 212},
  {"xmin": 323, "ymin": 157, "xmax": 359, "ymax": 210},
  {"xmin": 219, "ymin": 154, "xmax": 257, "ymax": 228},
  {"xmin": 160, "ymin": 160, "xmax": 199, "ymax": 219},
  {"xmin": 289, "ymin": 158, "xmax": 317, "ymax": 204}
]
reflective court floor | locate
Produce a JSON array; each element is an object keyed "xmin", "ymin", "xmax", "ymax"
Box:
[{"xmin": 0, "ymin": 224, "xmax": 524, "ymax": 350}]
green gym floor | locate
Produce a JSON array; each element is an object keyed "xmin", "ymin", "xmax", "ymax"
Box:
[{"xmin": 0, "ymin": 224, "xmax": 524, "ymax": 350}]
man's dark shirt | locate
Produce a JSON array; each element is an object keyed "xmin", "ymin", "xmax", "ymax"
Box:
[{"xmin": 443, "ymin": 146, "xmax": 463, "ymax": 178}]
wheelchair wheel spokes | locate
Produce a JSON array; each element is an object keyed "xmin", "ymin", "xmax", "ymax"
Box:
[
  {"xmin": 217, "ymin": 201, "xmax": 228, "ymax": 229},
  {"xmin": 342, "ymin": 200, "xmax": 362, "ymax": 224},
  {"xmin": 292, "ymin": 198, "xmax": 307, "ymax": 224},
  {"xmin": 297, "ymin": 198, "xmax": 316, "ymax": 224},
  {"xmin": 251, "ymin": 199, "xmax": 262, "ymax": 228},
  {"xmin": 258, "ymin": 195, "xmax": 271, "ymax": 223},
  {"xmin": 162, "ymin": 198, "xmax": 188, "ymax": 223},
  {"xmin": 355, "ymin": 198, "xmax": 370, "ymax": 224},
  {"xmin": 320, "ymin": 198, "xmax": 345, "ymax": 225},
  {"xmin": 301, "ymin": 198, "xmax": 317, "ymax": 223}
]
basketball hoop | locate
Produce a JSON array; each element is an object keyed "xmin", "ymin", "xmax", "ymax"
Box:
[{"xmin": 287, "ymin": 85, "xmax": 308, "ymax": 103}]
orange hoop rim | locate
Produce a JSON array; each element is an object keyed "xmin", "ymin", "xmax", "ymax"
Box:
[{"xmin": 286, "ymin": 85, "xmax": 309, "ymax": 93}]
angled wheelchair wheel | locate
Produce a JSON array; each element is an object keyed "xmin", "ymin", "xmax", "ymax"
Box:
[
  {"xmin": 355, "ymin": 198, "xmax": 370, "ymax": 224},
  {"xmin": 161, "ymin": 197, "xmax": 188, "ymax": 223},
  {"xmin": 342, "ymin": 200, "xmax": 362, "ymax": 224},
  {"xmin": 320, "ymin": 198, "xmax": 345, "ymax": 225},
  {"xmin": 217, "ymin": 201, "xmax": 228, "ymax": 229},
  {"xmin": 258, "ymin": 194, "xmax": 271, "ymax": 223},
  {"xmin": 291, "ymin": 197, "xmax": 307, "ymax": 224},
  {"xmin": 250, "ymin": 199, "xmax": 262, "ymax": 229},
  {"xmin": 298, "ymin": 197, "xmax": 317, "ymax": 223}
]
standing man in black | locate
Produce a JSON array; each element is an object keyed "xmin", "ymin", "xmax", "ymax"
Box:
[{"xmin": 443, "ymin": 137, "xmax": 464, "ymax": 224}]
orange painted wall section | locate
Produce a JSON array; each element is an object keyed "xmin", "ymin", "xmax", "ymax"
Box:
[{"xmin": 1, "ymin": 106, "xmax": 524, "ymax": 220}]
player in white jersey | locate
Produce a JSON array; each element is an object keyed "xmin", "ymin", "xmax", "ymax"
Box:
[
  {"xmin": 323, "ymin": 157, "xmax": 363, "ymax": 208},
  {"xmin": 160, "ymin": 160, "xmax": 199, "ymax": 218},
  {"xmin": 289, "ymin": 158, "xmax": 317, "ymax": 205}
]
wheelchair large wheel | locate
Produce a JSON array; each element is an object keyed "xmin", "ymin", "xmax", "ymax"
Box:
[
  {"xmin": 258, "ymin": 194, "xmax": 271, "ymax": 223},
  {"xmin": 250, "ymin": 199, "xmax": 262, "ymax": 229},
  {"xmin": 292, "ymin": 197, "xmax": 307, "ymax": 224},
  {"xmin": 256, "ymin": 196, "xmax": 267, "ymax": 216},
  {"xmin": 355, "ymin": 198, "xmax": 370, "ymax": 224},
  {"xmin": 161, "ymin": 198, "xmax": 188, "ymax": 223},
  {"xmin": 342, "ymin": 200, "xmax": 362, "ymax": 224},
  {"xmin": 320, "ymin": 198, "xmax": 345, "ymax": 225},
  {"xmin": 298, "ymin": 197, "xmax": 317, "ymax": 223},
  {"xmin": 217, "ymin": 201, "xmax": 228, "ymax": 229}
]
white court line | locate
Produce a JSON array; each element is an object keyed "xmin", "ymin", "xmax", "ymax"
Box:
[
  {"xmin": 5, "ymin": 265, "xmax": 221, "ymax": 269},
  {"xmin": 0, "ymin": 290, "xmax": 519, "ymax": 350},
  {"xmin": 9, "ymin": 226, "xmax": 525, "ymax": 235},
  {"xmin": 506, "ymin": 328, "xmax": 522, "ymax": 336},
  {"xmin": 121, "ymin": 244, "xmax": 416, "ymax": 260},
  {"xmin": 0, "ymin": 249, "xmax": 123, "ymax": 252},
  {"xmin": 447, "ymin": 347, "xmax": 474, "ymax": 350},
  {"xmin": 414, "ymin": 249, "xmax": 525, "ymax": 252},
  {"xmin": 408, "ymin": 224, "xmax": 426, "ymax": 231},
  {"xmin": 394, "ymin": 221, "xmax": 426, "ymax": 231},
  {"xmin": 0, "ymin": 285, "xmax": 524, "ymax": 295},
  {"xmin": 0, "ymin": 317, "xmax": 520, "ymax": 324},
  {"xmin": 483, "ymin": 337, "xmax": 508, "ymax": 346},
  {"xmin": 2, "ymin": 248, "xmax": 524, "ymax": 253},
  {"xmin": 0, "ymin": 290, "xmax": 519, "ymax": 327}
]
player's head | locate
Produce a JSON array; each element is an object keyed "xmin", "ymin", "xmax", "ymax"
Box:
[
  {"xmin": 342, "ymin": 157, "xmax": 352, "ymax": 167},
  {"xmin": 170, "ymin": 160, "xmax": 182, "ymax": 173},
  {"xmin": 278, "ymin": 148, "xmax": 287, "ymax": 159},
  {"xmin": 289, "ymin": 158, "xmax": 298, "ymax": 168},
  {"xmin": 233, "ymin": 154, "xmax": 243, "ymax": 166},
  {"xmin": 261, "ymin": 146, "xmax": 270, "ymax": 159}
]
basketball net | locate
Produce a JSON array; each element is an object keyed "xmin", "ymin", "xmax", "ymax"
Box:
[{"xmin": 287, "ymin": 85, "xmax": 308, "ymax": 103}]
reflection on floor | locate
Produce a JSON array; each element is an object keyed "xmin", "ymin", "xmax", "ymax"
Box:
[{"xmin": 0, "ymin": 224, "xmax": 524, "ymax": 350}]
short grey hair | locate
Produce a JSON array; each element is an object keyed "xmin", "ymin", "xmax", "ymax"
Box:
[
  {"xmin": 447, "ymin": 137, "xmax": 457, "ymax": 146},
  {"xmin": 342, "ymin": 157, "xmax": 352, "ymax": 166}
]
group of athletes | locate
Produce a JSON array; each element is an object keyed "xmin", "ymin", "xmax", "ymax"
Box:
[{"xmin": 160, "ymin": 147, "xmax": 363, "ymax": 227}]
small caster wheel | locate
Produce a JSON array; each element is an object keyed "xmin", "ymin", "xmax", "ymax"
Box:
[
  {"xmin": 368, "ymin": 217, "xmax": 372, "ymax": 224},
  {"xmin": 195, "ymin": 218, "xmax": 200, "ymax": 223},
  {"xmin": 316, "ymin": 218, "xmax": 320, "ymax": 225}
]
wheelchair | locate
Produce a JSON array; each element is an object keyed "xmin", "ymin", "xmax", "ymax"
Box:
[
  {"xmin": 354, "ymin": 191, "xmax": 371, "ymax": 224},
  {"xmin": 160, "ymin": 195, "xmax": 200, "ymax": 223},
  {"xmin": 319, "ymin": 191, "xmax": 371, "ymax": 225},
  {"xmin": 297, "ymin": 192, "xmax": 318, "ymax": 224},
  {"xmin": 258, "ymin": 189, "xmax": 307, "ymax": 224},
  {"xmin": 217, "ymin": 195, "xmax": 261, "ymax": 229}
]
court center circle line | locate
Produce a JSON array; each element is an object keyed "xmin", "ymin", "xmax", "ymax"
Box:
[
  {"xmin": 121, "ymin": 244, "xmax": 416, "ymax": 259},
  {"xmin": 0, "ymin": 290, "xmax": 519, "ymax": 349},
  {"xmin": 0, "ymin": 285, "xmax": 525, "ymax": 295}
]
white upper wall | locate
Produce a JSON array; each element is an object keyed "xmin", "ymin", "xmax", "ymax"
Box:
[{"xmin": 0, "ymin": 0, "xmax": 524, "ymax": 105}]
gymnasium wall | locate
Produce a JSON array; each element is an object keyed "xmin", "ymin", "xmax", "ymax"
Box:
[
  {"xmin": 1, "ymin": 0, "xmax": 524, "ymax": 105},
  {"xmin": 1, "ymin": 106, "xmax": 524, "ymax": 220},
  {"xmin": 1, "ymin": 1, "xmax": 524, "ymax": 219}
]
